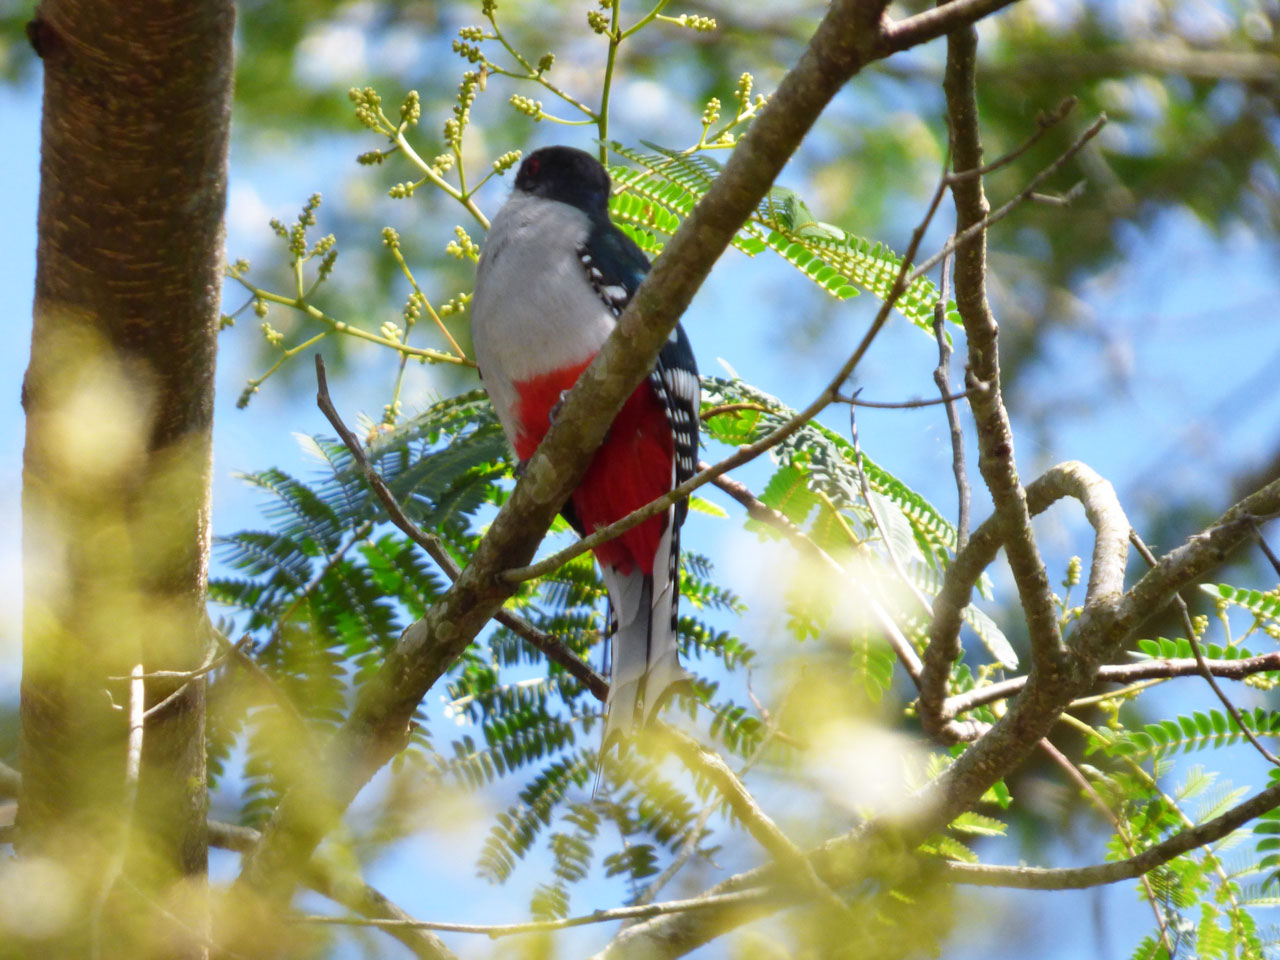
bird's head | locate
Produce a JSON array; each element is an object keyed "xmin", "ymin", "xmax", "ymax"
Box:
[{"xmin": 513, "ymin": 146, "xmax": 612, "ymax": 217}]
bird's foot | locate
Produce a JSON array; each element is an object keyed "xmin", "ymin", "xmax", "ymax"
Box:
[{"xmin": 548, "ymin": 389, "xmax": 571, "ymax": 426}]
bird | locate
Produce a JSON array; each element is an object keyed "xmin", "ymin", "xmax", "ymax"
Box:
[{"xmin": 470, "ymin": 145, "xmax": 700, "ymax": 751}]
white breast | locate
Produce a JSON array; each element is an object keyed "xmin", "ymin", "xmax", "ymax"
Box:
[{"xmin": 471, "ymin": 193, "xmax": 618, "ymax": 445}]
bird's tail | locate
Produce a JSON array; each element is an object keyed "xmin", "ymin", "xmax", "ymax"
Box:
[{"xmin": 598, "ymin": 526, "xmax": 693, "ymax": 754}]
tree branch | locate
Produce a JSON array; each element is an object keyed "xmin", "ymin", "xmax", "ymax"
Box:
[
  {"xmin": 657, "ymin": 726, "xmax": 852, "ymax": 917},
  {"xmin": 945, "ymin": 775, "xmax": 1280, "ymax": 890},
  {"xmin": 944, "ymin": 651, "xmax": 1280, "ymax": 716},
  {"xmin": 939, "ymin": 15, "xmax": 1063, "ymax": 680},
  {"xmin": 1130, "ymin": 530, "xmax": 1280, "ymax": 766},
  {"xmin": 921, "ymin": 461, "xmax": 1127, "ymax": 731}
]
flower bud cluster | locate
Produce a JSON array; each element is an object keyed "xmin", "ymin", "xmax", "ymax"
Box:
[
  {"xmin": 261, "ymin": 322, "xmax": 284, "ymax": 347},
  {"xmin": 399, "ymin": 89, "xmax": 421, "ymax": 126},
  {"xmin": 446, "ymin": 225, "xmax": 480, "ymax": 261},
  {"xmin": 510, "ymin": 93, "xmax": 542, "ymax": 120},
  {"xmin": 492, "ymin": 150, "xmax": 522, "ymax": 174},
  {"xmin": 702, "ymin": 97, "xmax": 720, "ymax": 127},
  {"xmin": 439, "ymin": 292, "xmax": 472, "ymax": 317},
  {"xmin": 404, "ymin": 290, "xmax": 424, "ymax": 326},
  {"xmin": 349, "ymin": 86, "xmax": 383, "ymax": 130},
  {"xmin": 672, "ymin": 13, "xmax": 716, "ymax": 31},
  {"xmin": 446, "ymin": 71, "xmax": 481, "ymax": 150}
]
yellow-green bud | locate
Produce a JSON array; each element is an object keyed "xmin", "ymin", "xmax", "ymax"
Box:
[
  {"xmin": 317, "ymin": 248, "xmax": 338, "ymax": 281},
  {"xmin": 586, "ymin": 9, "xmax": 610, "ymax": 34},
  {"xmin": 492, "ymin": 149, "xmax": 522, "ymax": 174},
  {"xmin": 702, "ymin": 96, "xmax": 721, "ymax": 127},
  {"xmin": 349, "ymin": 86, "xmax": 384, "ymax": 130},
  {"xmin": 510, "ymin": 94, "xmax": 542, "ymax": 119},
  {"xmin": 452, "ymin": 39, "xmax": 483, "ymax": 63},
  {"xmin": 382, "ymin": 227, "xmax": 401, "ymax": 249},
  {"xmin": 261, "ymin": 321, "xmax": 284, "ymax": 346},
  {"xmin": 1064, "ymin": 555, "xmax": 1081, "ymax": 589},
  {"xmin": 675, "ymin": 13, "xmax": 716, "ymax": 31},
  {"xmin": 458, "ymin": 25, "xmax": 485, "ymax": 41},
  {"xmin": 537, "ymin": 52, "xmax": 555, "ymax": 73},
  {"xmin": 400, "ymin": 90, "xmax": 421, "ymax": 125}
]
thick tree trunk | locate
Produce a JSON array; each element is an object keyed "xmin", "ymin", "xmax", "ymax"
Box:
[{"xmin": 19, "ymin": 0, "xmax": 233, "ymax": 956}]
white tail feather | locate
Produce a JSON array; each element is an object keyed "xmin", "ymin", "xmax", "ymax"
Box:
[{"xmin": 599, "ymin": 521, "xmax": 693, "ymax": 751}]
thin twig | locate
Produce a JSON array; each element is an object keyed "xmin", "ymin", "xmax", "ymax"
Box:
[
  {"xmin": 292, "ymin": 888, "xmax": 768, "ymax": 936},
  {"xmin": 634, "ymin": 687, "xmax": 786, "ymax": 908},
  {"xmin": 90, "ymin": 663, "xmax": 145, "ymax": 960},
  {"xmin": 1251, "ymin": 519, "xmax": 1280, "ymax": 579},
  {"xmin": 931, "ymin": 254, "xmax": 969, "ymax": 551},
  {"xmin": 903, "ymin": 114, "xmax": 1108, "ymax": 293},
  {"xmin": 1038, "ymin": 739, "xmax": 1175, "ymax": 955},
  {"xmin": 109, "ymin": 638, "xmax": 227, "ymax": 681},
  {"xmin": 946, "ymin": 96, "xmax": 1078, "ymax": 182},
  {"xmin": 1130, "ymin": 530, "xmax": 1280, "ymax": 766},
  {"xmin": 657, "ymin": 725, "xmax": 852, "ymax": 917},
  {"xmin": 944, "ymin": 651, "xmax": 1280, "ymax": 715},
  {"xmin": 850, "ymin": 401, "xmax": 933, "ymax": 616},
  {"xmin": 832, "ymin": 382, "xmax": 986, "ymax": 410},
  {"xmin": 699, "ymin": 402, "xmax": 771, "ymax": 420}
]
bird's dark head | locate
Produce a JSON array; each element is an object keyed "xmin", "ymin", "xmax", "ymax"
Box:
[{"xmin": 513, "ymin": 146, "xmax": 611, "ymax": 217}]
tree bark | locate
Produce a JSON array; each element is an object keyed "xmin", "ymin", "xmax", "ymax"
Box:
[{"xmin": 19, "ymin": 0, "xmax": 233, "ymax": 956}]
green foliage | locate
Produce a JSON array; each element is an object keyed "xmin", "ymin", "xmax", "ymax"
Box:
[
  {"xmin": 1103, "ymin": 709, "xmax": 1280, "ymax": 761},
  {"xmin": 210, "ymin": 388, "xmax": 756, "ymax": 899},
  {"xmin": 701, "ymin": 376, "xmax": 1011, "ymax": 676},
  {"xmin": 1255, "ymin": 768, "xmax": 1280, "ymax": 890},
  {"xmin": 607, "ymin": 141, "xmax": 960, "ymax": 334}
]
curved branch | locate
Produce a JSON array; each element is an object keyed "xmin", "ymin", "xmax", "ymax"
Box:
[{"xmin": 920, "ymin": 461, "xmax": 1129, "ymax": 731}]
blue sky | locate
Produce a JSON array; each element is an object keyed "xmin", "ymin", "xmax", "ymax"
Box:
[{"xmin": 4, "ymin": 15, "xmax": 1280, "ymax": 954}]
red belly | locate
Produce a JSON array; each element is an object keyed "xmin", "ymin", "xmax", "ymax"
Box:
[{"xmin": 513, "ymin": 362, "xmax": 672, "ymax": 577}]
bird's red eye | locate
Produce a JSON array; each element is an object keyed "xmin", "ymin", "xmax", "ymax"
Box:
[{"xmin": 526, "ymin": 155, "xmax": 540, "ymax": 177}]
